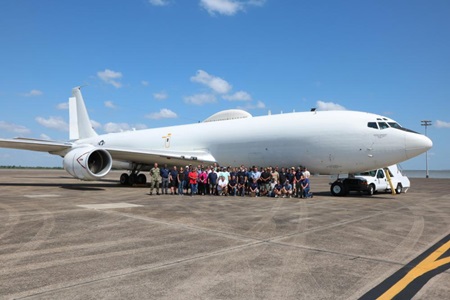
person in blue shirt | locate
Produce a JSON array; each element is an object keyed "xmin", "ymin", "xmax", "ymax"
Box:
[
  {"xmin": 271, "ymin": 180, "xmax": 283, "ymax": 198},
  {"xmin": 282, "ymin": 179, "xmax": 293, "ymax": 198},
  {"xmin": 301, "ymin": 175, "xmax": 313, "ymax": 198},
  {"xmin": 249, "ymin": 178, "xmax": 259, "ymax": 197},
  {"xmin": 169, "ymin": 166, "xmax": 178, "ymax": 195},
  {"xmin": 160, "ymin": 164, "xmax": 170, "ymax": 195},
  {"xmin": 208, "ymin": 170, "xmax": 218, "ymax": 196},
  {"xmin": 184, "ymin": 166, "xmax": 191, "ymax": 195},
  {"xmin": 294, "ymin": 168, "xmax": 304, "ymax": 198},
  {"xmin": 228, "ymin": 175, "xmax": 237, "ymax": 196},
  {"xmin": 237, "ymin": 168, "xmax": 247, "ymax": 196}
]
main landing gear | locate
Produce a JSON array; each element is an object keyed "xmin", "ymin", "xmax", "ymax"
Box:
[{"xmin": 119, "ymin": 164, "xmax": 147, "ymax": 186}]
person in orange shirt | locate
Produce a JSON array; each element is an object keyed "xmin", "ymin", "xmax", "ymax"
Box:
[{"xmin": 188, "ymin": 167, "xmax": 199, "ymax": 196}]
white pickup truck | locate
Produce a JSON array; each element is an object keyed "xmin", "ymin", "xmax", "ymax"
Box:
[{"xmin": 330, "ymin": 164, "xmax": 410, "ymax": 196}]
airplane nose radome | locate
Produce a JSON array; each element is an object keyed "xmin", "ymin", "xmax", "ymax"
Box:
[{"xmin": 405, "ymin": 133, "xmax": 433, "ymax": 159}]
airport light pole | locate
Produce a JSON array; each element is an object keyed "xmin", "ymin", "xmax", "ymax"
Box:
[{"xmin": 421, "ymin": 120, "xmax": 432, "ymax": 178}]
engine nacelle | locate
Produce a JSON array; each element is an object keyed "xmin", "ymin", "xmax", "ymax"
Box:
[{"xmin": 63, "ymin": 146, "xmax": 113, "ymax": 181}]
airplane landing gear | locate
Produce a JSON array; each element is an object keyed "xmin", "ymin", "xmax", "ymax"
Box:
[{"xmin": 119, "ymin": 164, "xmax": 147, "ymax": 186}]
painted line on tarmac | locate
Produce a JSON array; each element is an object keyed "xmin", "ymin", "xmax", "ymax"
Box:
[
  {"xmin": 77, "ymin": 203, "xmax": 143, "ymax": 209},
  {"xmin": 360, "ymin": 233, "xmax": 450, "ymax": 299}
]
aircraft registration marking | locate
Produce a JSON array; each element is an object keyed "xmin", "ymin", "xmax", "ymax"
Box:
[{"xmin": 360, "ymin": 233, "xmax": 450, "ymax": 299}]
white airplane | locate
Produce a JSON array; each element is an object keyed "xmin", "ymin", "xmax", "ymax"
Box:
[{"xmin": 0, "ymin": 87, "xmax": 432, "ymax": 187}]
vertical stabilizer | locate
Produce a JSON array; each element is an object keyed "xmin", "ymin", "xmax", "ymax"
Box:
[{"xmin": 69, "ymin": 87, "xmax": 97, "ymax": 140}]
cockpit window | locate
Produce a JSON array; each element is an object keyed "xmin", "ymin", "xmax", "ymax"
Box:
[
  {"xmin": 387, "ymin": 122, "xmax": 419, "ymax": 133},
  {"xmin": 388, "ymin": 122, "xmax": 402, "ymax": 129},
  {"xmin": 367, "ymin": 122, "xmax": 378, "ymax": 129},
  {"xmin": 378, "ymin": 122, "xmax": 389, "ymax": 129}
]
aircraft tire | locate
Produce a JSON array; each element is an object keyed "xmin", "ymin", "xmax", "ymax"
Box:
[
  {"xmin": 128, "ymin": 174, "xmax": 137, "ymax": 185},
  {"xmin": 137, "ymin": 174, "xmax": 147, "ymax": 184},
  {"xmin": 120, "ymin": 173, "xmax": 129, "ymax": 185}
]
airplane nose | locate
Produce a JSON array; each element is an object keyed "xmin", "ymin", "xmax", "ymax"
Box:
[{"xmin": 405, "ymin": 133, "xmax": 433, "ymax": 159}]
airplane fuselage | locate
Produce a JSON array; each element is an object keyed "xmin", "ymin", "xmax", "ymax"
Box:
[{"xmin": 72, "ymin": 110, "xmax": 430, "ymax": 174}]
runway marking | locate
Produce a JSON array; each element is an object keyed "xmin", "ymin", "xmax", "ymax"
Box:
[
  {"xmin": 360, "ymin": 234, "xmax": 450, "ymax": 299},
  {"xmin": 77, "ymin": 203, "xmax": 143, "ymax": 210},
  {"xmin": 24, "ymin": 194, "xmax": 60, "ymax": 198}
]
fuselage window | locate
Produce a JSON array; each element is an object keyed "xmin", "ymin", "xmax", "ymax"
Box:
[
  {"xmin": 378, "ymin": 122, "xmax": 389, "ymax": 129},
  {"xmin": 367, "ymin": 122, "xmax": 379, "ymax": 129}
]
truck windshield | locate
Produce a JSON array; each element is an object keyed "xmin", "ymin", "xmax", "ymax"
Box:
[{"xmin": 355, "ymin": 170, "xmax": 377, "ymax": 177}]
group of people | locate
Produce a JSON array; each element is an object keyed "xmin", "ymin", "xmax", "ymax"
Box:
[{"xmin": 148, "ymin": 163, "xmax": 313, "ymax": 199}]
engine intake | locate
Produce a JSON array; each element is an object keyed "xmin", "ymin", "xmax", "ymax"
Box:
[{"xmin": 63, "ymin": 146, "xmax": 112, "ymax": 180}]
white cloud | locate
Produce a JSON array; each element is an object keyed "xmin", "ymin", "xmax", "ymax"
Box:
[
  {"xmin": 184, "ymin": 93, "xmax": 217, "ymax": 105},
  {"xmin": 97, "ymin": 69, "xmax": 123, "ymax": 88},
  {"xmin": 435, "ymin": 120, "xmax": 450, "ymax": 128},
  {"xmin": 0, "ymin": 121, "xmax": 31, "ymax": 134},
  {"xmin": 141, "ymin": 80, "xmax": 149, "ymax": 86},
  {"xmin": 222, "ymin": 91, "xmax": 252, "ymax": 101},
  {"xmin": 56, "ymin": 102, "xmax": 69, "ymax": 110},
  {"xmin": 191, "ymin": 70, "xmax": 232, "ymax": 94},
  {"xmin": 316, "ymin": 100, "xmax": 346, "ymax": 111},
  {"xmin": 149, "ymin": 0, "xmax": 170, "ymax": 6},
  {"xmin": 200, "ymin": 0, "xmax": 265, "ymax": 16},
  {"xmin": 103, "ymin": 122, "xmax": 131, "ymax": 133},
  {"xmin": 133, "ymin": 124, "xmax": 148, "ymax": 130},
  {"xmin": 254, "ymin": 101, "xmax": 266, "ymax": 109},
  {"xmin": 103, "ymin": 122, "xmax": 148, "ymax": 133},
  {"xmin": 146, "ymin": 108, "xmax": 178, "ymax": 120},
  {"xmin": 104, "ymin": 101, "xmax": 116, "ymax": 109},
  {"xmin": 238, "ymin": 100, "xmax": 266, "ymax": 110},
  {"xmin": 200, "ymin": 0, "xmax": 243, "ymax": 16},
  {"xmin": 35, "ymin": 116, "xmax": 69, "ymax": 132},
  {"xmin": 22, "ymin": 89, "xmax": 43, "ymax": 97},
  {"xmin": 153, "ymin": 91, "xmax": 168, "ymax": 100},
  {"xmin": 90, "ymin": 119, "xmax": 102, "ymax": 129},
  {"xmin": 39, "ymin": 134, "xmax": 51, "ymax": 140}
]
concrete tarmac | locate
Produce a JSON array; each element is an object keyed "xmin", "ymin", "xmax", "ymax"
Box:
[{"xmin": 0, "ymin": 169, "xmax": 449, "ymax": 299}]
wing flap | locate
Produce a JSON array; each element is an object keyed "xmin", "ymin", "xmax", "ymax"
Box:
[{"xmin": 0, "ymin": 138, "xmax": 72, "ymax": 153}]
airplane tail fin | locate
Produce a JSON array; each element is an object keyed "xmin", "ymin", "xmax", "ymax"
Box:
[{"xmin": 69, "ymin": 87, "xmax": 98, "ymax": 140}]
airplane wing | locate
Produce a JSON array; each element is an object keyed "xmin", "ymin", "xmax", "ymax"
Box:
[
  {"xmin": 105, "ymin": 147, "xmax": 217, "ymax": 166},
  {"xmin": 0, "ymin": 137, "xmax": 72, "ymax": 153},
  {"xmin": 0, "ymin": 137, "xmax": 216, "ymax": 166}
]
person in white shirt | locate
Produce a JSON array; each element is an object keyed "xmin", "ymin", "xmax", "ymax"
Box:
[
  {"xmin": 303, "ymin": 167, "xmax": 311, "ymax": 178},
  {"xmin": 217, "ymin": 175, "xmax": 228, "ymax": 195}
]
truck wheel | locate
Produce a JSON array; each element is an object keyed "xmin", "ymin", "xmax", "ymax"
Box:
[
  {"xmin": 395, "ymin": 184, "xmax": 403, "ymax": 194},
  {"xmin": 331, "ymin": 182, "xmax": 346, "ymax": 196},
  {"xmin": 367, "ymin": 184, "xmax": 375, "ymax": 196}
]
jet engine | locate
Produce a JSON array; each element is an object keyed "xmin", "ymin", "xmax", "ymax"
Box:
[{"xmin": 63, "ymin": 146, "xmax": 112, "ymax": 180}]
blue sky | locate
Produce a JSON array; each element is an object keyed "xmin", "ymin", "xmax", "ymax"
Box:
[{"xmin": 0, "ymin": 0, "xmax": 449, "ymax": 170}]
